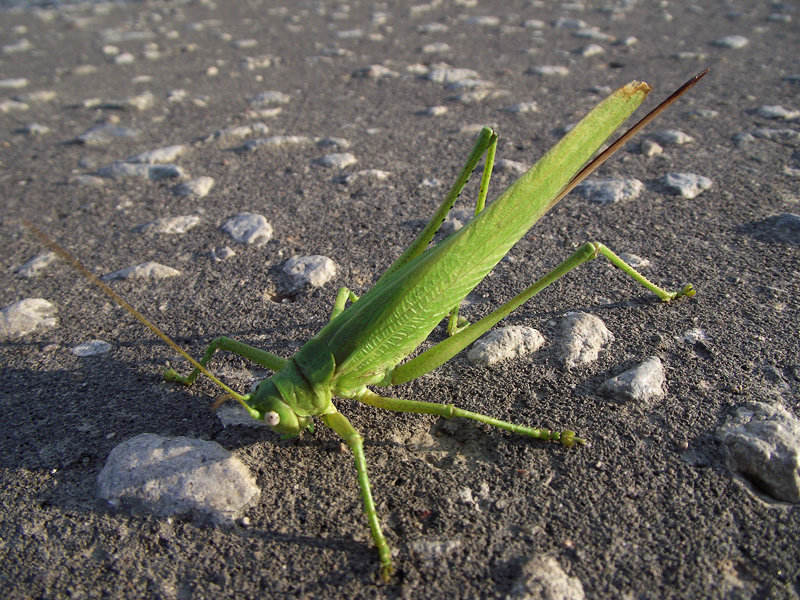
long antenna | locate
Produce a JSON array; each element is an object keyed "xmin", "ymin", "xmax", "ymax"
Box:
[
  {"xmin": 22, "ymin": 220, "xmax": 252, "ymax": 409},
  {"xmin": 551, "ymin": 69, "xmax": 709, "ymax": 210}
]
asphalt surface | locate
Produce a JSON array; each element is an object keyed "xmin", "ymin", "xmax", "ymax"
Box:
[{"xmin": 1, "ymin": 1, "xmax": 798, "ymax": 598}]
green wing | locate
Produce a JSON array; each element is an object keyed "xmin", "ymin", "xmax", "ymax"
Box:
[{"xmin": 316, "ymin": 82, "xmax": 651, "ymax": 396}]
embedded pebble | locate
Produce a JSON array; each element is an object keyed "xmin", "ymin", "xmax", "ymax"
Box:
[
  {"xmin": 574, "ymin": 178, "xmax": 643, "ymax": 204},
  {"xmin": 0, "ymin": 77, "xmax": 29, "ymax": 89},
  {"xmin": 559, "ymin": 312, "xmax": 614, "ymax": 369},
  {"xmin": 771, "ymin": 213, "xmax": 800, "ymax": 243},
  {"xmin": 417, "ymin": 105, "xmax": 447, "ymax": 117},
  {"xmin": 125, "ymin": 145, "xmax": 187, "ymax": 164},
  {"xmin": 426, "ymin": 67, "xmax": 480, "ymax": 84},
  {"xmin": 718, "ymin": 403, "xmax": 800, "ymax": 503},
  {"xmin": 439, "ymin": 207, "xmax": 475, "ymax": 236},
  {"xmin": 353, "ymin": 64, "xmax": 399, "ymax": 79},
  {"xmin": 282, "ymin": 256, "xmax": 337, "ymax": 291},
  {"xmin": 18, "ymin": 123, "xmax": 50, "ymax": 135},
  {"xmin": 313, "ymin": 153, "xmax": 357, "ymax": 169},
  {"xmin": 501, "ymin": 101, "xmax": 538, "ymax": 114},
  {"xmin": 339, "ymin": 169, "xmax": 391, "ymax": 184},
  {"xmin": 242, "ymin": 135, "xmax": 314, "ymax": 152},
  {"xmin": 421, "ymin": 42, "xmax": 451, "ymax": 54},
  {"xmin": 16, "ymin": 90, "xmax": 56, "ymax": 103},
  {"xmin": 712, "ymin": 35, "xmax": 749, "ymax": 49},
  {"xmin": 211, "ymin": 246, "xmax": 236, "ymax": 261},
  {"xmin": 465, "ymin": 15, "xmax": 500, "ymax": 26},
  {"xmin": 411, "ymin": 539, "xmax": 462, "ymax": 562},
  {"xmin": 508, "ymin": 555, "xmax": 585, "ymax": 600},
  {"xmin": 573, "ymin": 28, "xmax": 613, "ymax": 42},
  {"xmin": 74, "ymin": 123, "xmax": 141, "ymax": 145},
  {"xmin": 598, "ymin": 356, "xmax": 666, "ymax": 403},
  {"xmin": 554, "ymin": 18, "xmax": 587, "ymax": 30},
  {"xmin": 467, "ymin": 326, "xmax": 545, "ymax": 367},
  {"xmin": 640, "ymin": 139, "xmax": 663, "ymax": 157},
  {"xmin": 649, "ymin": 129, "xmax": 695, "ymax": 145},
  {"xmin": 756, "ymin": 105, "xmax": 800, "ymax": 120},
  {"xmin": 105, "ymin": 90, "xmax": 154, "ymax": 111},
  {"xmin": 221, "ymin": 213, "xmax": 273, "ymax": 246},
  {"xmin": 750, "ymin": 128, "xmax": 800, "ymax": 143},
  {"xmin": 16, "ymin": 252, "xmax": 57, "ymax": 278},
  {"xmin": 248, "ymin": 91, "xmax": 291, "ymax": 106},
  {"xmin": 0, "ymin": 298, "xmax": 58, "ymax": 339},
  {"xmin": 578, "ymin": 43, "xmax": 605, "ymax": 57},
  {"xmin": 97, "ymin": 163, "xmax": 186, "ymax": 181},
  {"xmin": 72, "ymin": 340, "xmax": 113, "ymax": 357},
  {"xmin": 2, "ymin": 38, "xmax": 33, "ymax": 54},
  {"xmin": 0, "ymin": 99, "xmax": 29, "ymax": 113},
  {"xmin": 659, "ymin": 173, "xmax": 712, "ymax": 199},
  {"xmin": 528, "ymin": 65, "xmax": 570, "ymax": 76},
  {"xmin": 204, "ymin": 123, "xmax": 270, "ymax": 143},
  {"xmin": 490, "ymin": 159, "xmax": 527, "ymax": 174},
  {"xmin": 97, "ymin": 433, "xmax": 260, "ymax": 524},
  {"xmin": 136, "ymin": 216, "xmax": 201, "ymax": 235},
  {"xmin": 317, "ymin": 137, "xmax": 350, "ymax": 150},
  {"xmin": 102, "ymin": 262, "xmax": 181, "ymax": 281},
  {"xmin": 616, "ymin": 253, "xmax": 650, "ymax": 269},
  {"xmin": 173, "ymin": 176, "xmax": 215, "ymax": 198},
  {"xmin": 681, "ymin": 328, "xmax": 708, "ymax": 345}
]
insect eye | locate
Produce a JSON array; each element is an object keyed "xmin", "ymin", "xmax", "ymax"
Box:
[{"xmin": 264, "ymin": 411, "xmax": 280, "ymax": 427}]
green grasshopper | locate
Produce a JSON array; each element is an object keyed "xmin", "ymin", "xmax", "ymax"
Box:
[{"xmin": 27, "ymin": 70, "xmax": 706, "ymax": 581}]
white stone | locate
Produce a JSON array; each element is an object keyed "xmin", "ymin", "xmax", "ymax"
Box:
[
  {"xmin": 137, "ymin": 216, "xmax": 201, "ymax": 235},
  {"xmin": 313, "ymin": 153, "xmax": 357, "ymax": 169},
  {"xmin": 0, "ymin": 298, "xmax": 57, "ymax": 339},
  {"xmin": 173, "ymin": 177, "xmax": 215, "ymax": 198},
  {"xmin": 248, "ymin": 91, "xmax": 291, "ymax": 106},
  {"xmin": 282, "ymin": 256, "xmax": 337, "ymax": 291},
  {"xmin": 75, "ymin": 124, "xmax": 141, "ymax": 145},
  {"xmin": 16, "ymin": 252, "xmax": 57, "ymax": 278},
  {"xmin": 528, "ymin": 65, "xmax": 570, "ymax": 76},
  {"xmin": 468, "ymin": 326, "xmax": 545, "ymax": 366},
  {"xmin": 659, "ymin": 173, "xmax": 712, "ymax": 199},
  {"xmin": 501, "ymin": 101, "xmax": 538, "ymax": 114},
  {"xmin": 712, "ymin": 35, "xmax": 749, "ymax": 49},
  {"xmin": 650, "ymin": 129, "xmax": 695, "ymax": 145},
  {"xmin": 426, "ymin": 67, "xmax": 480, "ymax": 84},
  {"xmin": 125, "ymin": 145, "xmax": 187, "ymax": 164},
  {"xmin": 559, "ymin": 312, "xmax": 614, "ymax": 369},
  {"xmin": 0, "ymin": 77, "xmax": 29, "ymax": 89},
  {"xmin": 353, "ymin": 64, "xmax": 399, "ymax": 79},
  {"xmin": 243, "ymin": 136, "xmax": 314, "ymax": 151},
  {"xmin": 102, "ymin": 262, "xmax": 181, "ymax": 281},
  {"xmin": 574, "ymin": 178, "xmax": 644, "ymax": 204},
  {"xmin": 718, "ymin": 403, "xmax": 800, "ymax": 503},
  {"xmin": 598, "ymin": 356, "xmax": 666, "ymax": 403},
  {"xmin": 756, "ymin": 105, "xmax": 800, "ymax": 120},
  {"xmin": 221, "ymin": 213, "xmax": 273, "ymax": 246},
  {"xmin": 508, "ymin": 554, "xmax": 585, "ymax": 600},
  {"xmin": 97, "ymin": 433, "xmax": 260, "ymax": 524},
  {"xmin": 339, "ymin": 169, "xmax": 392, "ymax": 184},
  {"xmin": 97, "ymin": 163, "xmax": 186, "ymax": 181},
  {"xmin": 72, "ymin": 340, "xmax": 113, "ymax": 357}
]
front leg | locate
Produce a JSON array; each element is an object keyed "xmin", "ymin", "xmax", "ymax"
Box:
[
  {"xmin": 321, "ymin": 411, "xmax": 394, "ymax": 582},
  {"xmin": 164, "ymin": 336, "xmax": 287, "ymax": 385}
]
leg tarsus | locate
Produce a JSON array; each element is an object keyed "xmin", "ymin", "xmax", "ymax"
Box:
[
  {"xmin": 356, "ymin": 389, "xmax": 584, "ymax": 448},
  {"xmin": 589, "ymin": 242, "xmax": 695, "ymax": 302}
]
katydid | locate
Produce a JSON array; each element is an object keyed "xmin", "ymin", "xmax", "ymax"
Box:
[{"xmin": 26, "ymin": 70, "xmax": 706, "ymax": 582}]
